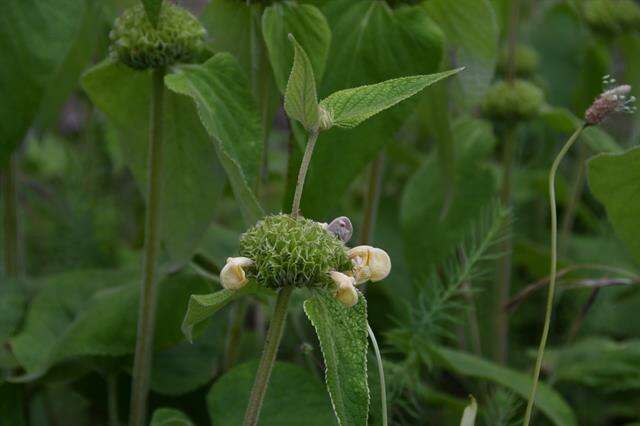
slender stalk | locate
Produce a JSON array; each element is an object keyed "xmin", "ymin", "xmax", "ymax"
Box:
[
  {"xmin": 129, "ymin": 67, "xmax": 166, "ymax": 426},
  {"xmin": 243, "ymin": 286, "xmax": 294, "ymax": 426},
  {"xmin": 523, "ymin": 124, "xmax": 586, "ymax": 426},
  {"xmin": 367, "ymin": 324, "xmax": 388, "ymax": 426},
  {"xmin": 2, "ymin": 153, "xmax": 19, "ymax": 278},
  {"xmin": 359, "ymin": 154, "xmax": 384, "ymax": 245},
  {"xmin": 224, "ymin": 298, "xmax": 247, "ymax": 372},
  {"xmin": 107, "ymin": 373, "xmax": 119, "ymax": 426},
  {"xmin": 291, "ymin": 131, "xmax": 319, "ymax": 218},
  {"xmin": 495, "ymin": 125, "xmax": 515, "ymax": 364}
]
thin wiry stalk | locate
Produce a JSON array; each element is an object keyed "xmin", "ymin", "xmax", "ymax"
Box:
[
  {"xmin": 291, "ymin": 131, "xmax": 318, "ymax": 218},
  {"xmin": 523, "ymin": 124, "xmax": 586, "ymax": 426},
  {"xmin": 368, "ymin": 324, "xmax": 388, "ymax": 426}
]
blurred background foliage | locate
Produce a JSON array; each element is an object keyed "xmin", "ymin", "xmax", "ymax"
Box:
[{"xmin": 1, "ymin": 0, "xmax": 640, "ymax": 425}]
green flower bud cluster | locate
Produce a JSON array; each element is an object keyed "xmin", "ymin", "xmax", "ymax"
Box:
[
  {"xmin": 482, "ymin": 79, "xmax": 544, "ymax": 123},
  {"xmin": 109, "ymin": 3, "xmax": 205, "ymax": 70},
  {"xmin": 239, "ymin": 214, "xmax": 352, "ymax": 290},
  {"xmin": 496, "ymin": 45, "xmax": 539, "ymax": 78},
  {"xmin": 584, "ymin": 0, "xmax": 640, "ymax": 37}
]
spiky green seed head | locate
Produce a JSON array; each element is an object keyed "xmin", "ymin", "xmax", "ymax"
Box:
[
  {"xmin": 482, "ymin": 79, "xmax": 545, "ymax": 123},
  {"xmin": 239, "ymin": 214, "xmax": 352, "ymax": 290},
  {"xmin": 584, "ymin": 0, "xmax": 640, "ymax": 37},
  {"xmin": 496, "ymin": 45, "xmax": 539, "ymax": 78},
  {"xmin": 109, "ymin": 3, "xmax": 205, "ymax": 70}
]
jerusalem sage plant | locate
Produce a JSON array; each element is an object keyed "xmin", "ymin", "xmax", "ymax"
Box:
[{"xmin": 181, "ymin": 34, "xmax": 461, "ymax": 426}]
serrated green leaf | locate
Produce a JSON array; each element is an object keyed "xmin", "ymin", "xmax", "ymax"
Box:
[
  {"xmin": 262, "ymin": 2, "xmax": 331, "ymax": 93},
  {"xmin": 165, "ymin": 53, "xmax": 264, "ymax": 225},
  {"xmin": 150, "ymin": 407, "xmax": 194, "ymax": 426},
  {"xmin": 587, "ymin": 146, "xmax": 640, "ymax": 263},
  {"xmin": 0, "ymin": 0, "xmax": 85, "ymax": 164},
  {"xmin": 430, "ymin": 346, "xmax": 577, "ymax": 426},
  {"xmin": 141, "ymin": 0, "xmax": 163, "ymax": 27},
  {"xmin": 304, "ymin": 291, "xmax": 369, "ymax": 426},
  {"xmin": 82, "ymin": 61, "xmax": 226, "ymax": 267},
  {"xmin": 181, "ymin": 289, "xmax": 236, "ymax": 342},
  {"xmin": 284, "ymin": 35, "xmax": 319, "ymax": 131},
  {"xmin": 207, "ymin": 360, "xmax": 335, "ymax": 425},
  {"xmin": 320, "ymin": 69, "xmax": 462, "ymax": 129}
]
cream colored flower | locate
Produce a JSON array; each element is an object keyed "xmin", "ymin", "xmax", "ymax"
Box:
[
  {"xmin": 347, "ymin": 246, "xmax": 391, "ymax": 284},
  {"xmin": 330, "ymin": 271, "xmax": 358, "ymax": 307},
  {"xmin": 220, "ymin": 257, "xmax": 254, "ymax": 290}
]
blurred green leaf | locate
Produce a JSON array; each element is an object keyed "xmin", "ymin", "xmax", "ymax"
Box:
[
  {"xmin": 0, "ymin": 278, "xmax": 26, "ymax": 342},
  {"xmin": 304, "ymin": 291, "xmax": 369, "ymax": 426},
  {"xmin": 82, "ymin": 61, "xmax": 226, "ymax": 267},
  {"xmin": 262, "ymin": 2, "xmax": 331, "ymax": 93},
  {"xmin": 0, "ymin": 0, "xmax": 86, "ymax": 164},
  {"xmin": 150, "ymin": 407, "xmax": 194, "ymax": 426},
  {"xmin": 320, "ymin": 69, "xmax": 462, "ymax": 129},
  {"xmin": 284, "ymin": 35, "xmax": 319, "ymax": 131},
  {"xmin": 0, "ymin": 382, "xmax": 24, "ymax": 426},
  {"xmin": 423, "ymin": 0, "xmax": 498, "ymax": 108},
  {"xmin": 141, "ymin": 0, "xmax": 162, "ymax": 27},
  {"xmin": 207, "ymin": 360, "xmax": 335, "ymax": 425},
  {"xmin": 588, "ymin": 146, "xmax": 640, "ymax": 262},
  {"xmin": 165, "ymin": 53, "xmax": 264, "ymax": 225},
  {"xmin": 181, "ymin": 289, "xmax": 236, "ymax": 342},
  {"xmin": 431, "ymin": 346, "xmax": 577, "ymax": 426},
  {"xmin": 401, "ymin": 118, "xmax": 497, "ymax": 276},
  {"xmin": 10, "ymin": 271, "xmax": 208, "ymax": 379}
]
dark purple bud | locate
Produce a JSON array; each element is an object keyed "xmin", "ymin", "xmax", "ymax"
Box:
[{"xmin": 326, "ymin": 216, "xmax": 353, "ymax": 243}]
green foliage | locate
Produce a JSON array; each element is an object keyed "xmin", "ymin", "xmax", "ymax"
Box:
[
  {"xmin": 109, "ymin": 3, "xmax": 204, "ymax": 70},
  {"xmin": 588, "ymin": 146, "xmax": 640, "ymax": 262},
  {"xmin": 207, "ymin": 360, "xmax": 335, "ymax": 425},
  {"xmin": 482, "ymin": 80, "xmax": 545, "ymax": 123},
  {"xmin": 304, "ymin": 291, "xmax": 369, "ymax": 426},
  {"xmin": 0, "ymin": 383, "xmax": 25, "ymax": 426},
  {"xmin": 165, "ymin": 53, "xmax": 264, "ymax": 225},
  {"xmin": 150, "ymin": 407, "xmax": 194, "ymax": 426},
  {"xmin": 284, "ymin": 35, "xmax": 319, "ymax": 131},
  {"xmin": 496, "ymin": 44, "xmax": 539, "ymax": 78},
  {"xmin": 181, "ymin": 289, "xmax": 236, "ymax": 342},
  {"xmin": 141, "ymin": 0, "xmax": 163, "ymax": 28},
  {"xmin": 262, "ymin": 2, "xmax": 331, "ymax": 93},
  {"xmin": 319, "ymin": 69, "xmax": 463, "ymax": 130},
  {"xmin": 430, "ymin": 346, "xmax": 577, "ymax": 426},
  {"xmin": 239, "ymin": 214, "xmax": 351, "ymax": 289},
  {"xmin": 0, "ymin": 0, "xmax": 85, "ymax": 164},
  {"xmin": 584, "ymin": 0, "xmax": 640, "ymax": 37}
]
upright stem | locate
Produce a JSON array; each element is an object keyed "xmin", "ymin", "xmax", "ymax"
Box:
[
  {"xmin": 2, "ymin": 153, "xmax": 19, "ymax": 278},
  {"xmin": 495, "ymin": 126, "xmax": 515, "ymax": 364},
  {"xmin": 243, "ymin": 286, "xmax": 294, "ymax": 426},
  {"xmin": 129, "ymin": 67, "xmax": 165, "ymax": 426},
  {"xmin": 523, "ymin": 125, "xmax": 586, "ymax": 426},
  {"xmin": 107, "ymin": 373, "xmax": 119, "ymax": 426},
  {"xmin": 359, "ymin": 154, "xmax": 384, "ymax": 245},
  {"xmin": 291, "ymin": 131, "xmax": 318, "ymax": 218},
  {"xmin": 368, "ymin": 324, "xmax": 388, "ymax": 426}
]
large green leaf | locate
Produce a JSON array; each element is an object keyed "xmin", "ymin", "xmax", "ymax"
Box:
[
  {"xmin": 284, "ymin": 35, "xmax": 319, "ymax": 131},
  {"xmin": 401, "ymin": 118, "xmax": 497, "ymax": 276},
  {"xmin": 181, "ymin": 289, "xmax": 236, "ymax": 342},
  {"xmin": 295, "ymin": 0, "xmax": 444, "ymax": 218},
  {"xmin": 431, "ymin": 346, "xmax": 577, "ymax": 426},
  {"xmin": 82, "ymin": 61, "xmax": 226, "ymax": 266},
  {"xmin": 165, "ymin": 53, "xmax": 264, "ymax": 225},
  {"xmin": 262, "ymin": 2, "xmax": 331, "ymax": 93},
  {"xmin": 304, "ymin": 292, "xmax": 369, "ymax": 426},
  {"xmin": 207, "ymin": 360, "xmax": 335, "ymax": 425},
  {"xmin": 0, "ymin": 0, "xmax": 86, "ymax": 164},
  {"xmin": 320, "ymin": 69, "xmax": 461, "ymax": 129},
  {"xmin": 10, "ymin": 271, "xmax": 208, "ymax": 379},
  {"xmin": 588, "ymin": 146, "xmax": 640, "ymax": 262},
  {"xmin": 423, "ymin": 0, "xmax": 498, "ymax": 108},
  {"xmin": 150, "ymin": 407, "xmax": 194, "ymax": 426}
]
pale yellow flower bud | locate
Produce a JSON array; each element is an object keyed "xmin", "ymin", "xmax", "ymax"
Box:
[
  {"xmin": 330, "ymin": 271, "xmax": 358, "ymax": 307},
  {"xmin": 347, "ymin": 246, "xmax": 391, "ymax": 283},
  {"xmin": 220, "ymin": 257, "xmax": 254, "ymax": 290}
]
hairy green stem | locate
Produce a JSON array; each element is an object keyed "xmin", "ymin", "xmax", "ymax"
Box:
[
  {"xmin": 129, "ymin": 67, "xmax": 166, "ymax": 426},
  {"xmin": 224, "ymin": 298, "xmax": 247, "ymax": 372},
  {"xmin": 108, "ymin": 373, "xmax": 119, "ymax": 426},
  {"xmin": 496, "ymin": 126, "xmax": 515, "ymax": 364},
  {"xmin": 359, "ymin": 154, "xmax": 384, "ymax": 245},
  {"xmin": 523, "ymin": 124, "xmax": 586, "ymax": 426},
  {"xmin": 2, "ymin": 153, "xmax": 19, "ymax": 278},
  {"xmin": 291, "ymin": 131, "xmax": 318, "ymax": 218},
  {"xmin": 243, "ymin": 286, "xmax": 294, "ymax": 426},
  {"xmin": 368, "ymin": 324, "xmax": 388, "ymax": 426}
]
